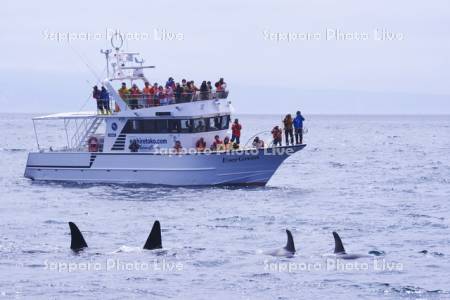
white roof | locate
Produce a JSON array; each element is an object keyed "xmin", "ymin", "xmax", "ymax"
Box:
[{"xmin": 33, "ymin": 111, "xmax": 111, "ymax": 120}]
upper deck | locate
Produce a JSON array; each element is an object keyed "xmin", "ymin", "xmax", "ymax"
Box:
[{"xmin": 34, "ymin": 95, "xmax": 232, "ymax": 121}]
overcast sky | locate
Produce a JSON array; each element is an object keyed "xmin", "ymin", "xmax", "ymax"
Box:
[{"xmin": 0, "ymin": 0, "xmax": 449, "ymax": 114}]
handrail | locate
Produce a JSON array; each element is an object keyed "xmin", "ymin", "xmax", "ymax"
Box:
[{"xmin": 118, "ymin": 90, "xmax": 229, "ymax": 110}]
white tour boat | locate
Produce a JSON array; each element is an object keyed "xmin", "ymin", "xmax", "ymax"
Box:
[{"xmin": 24, "ymin": 38, "xmax": 306, "ymax": 186}]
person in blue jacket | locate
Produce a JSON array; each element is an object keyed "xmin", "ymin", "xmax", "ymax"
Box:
[
  {"xmin": 293, "ymin": 111, "xmax": 305, "ymax": 144},
  {"xmin": 100, "ymin": 86, "xmax": 111, "ymax": 114}
]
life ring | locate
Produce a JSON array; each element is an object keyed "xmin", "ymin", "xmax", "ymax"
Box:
[{"xmin": 88, "ymin": 136, "xmax": 98, "ymax": 152}]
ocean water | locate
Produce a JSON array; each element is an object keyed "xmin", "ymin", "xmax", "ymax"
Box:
[{"xmin": 0, "ymin": 113, "xmax": 450, "ymax": 299}]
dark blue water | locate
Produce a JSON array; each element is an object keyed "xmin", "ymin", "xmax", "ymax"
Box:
[{"xmin": 1, "ymin": 113, "xmax": 450, "ymax": 299}]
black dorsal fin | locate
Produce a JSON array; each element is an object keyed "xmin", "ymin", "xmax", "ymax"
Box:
[
  {"xmin": 333, "ymin": 231, "xmax": 346, "ymax": 254},
  {"xmin": 143, "ymin": 221, "xmax": 162, "ymax": 250},
  {"xmin": 284, "ymin": 229, "xmax": 296, "ymax": 253},
  {"xmin": 69, "ymin": 222, "xmax": 88, "ymax": 250}
]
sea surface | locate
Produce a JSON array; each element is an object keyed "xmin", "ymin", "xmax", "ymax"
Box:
[{"xmin": 0, "ymin": 113, "xmax": 450, "ymax": 299}]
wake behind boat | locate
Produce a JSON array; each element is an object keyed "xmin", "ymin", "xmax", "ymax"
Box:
[{"xmin": 24, "ymin": 36, "xmax": 306, "ymax": 186}]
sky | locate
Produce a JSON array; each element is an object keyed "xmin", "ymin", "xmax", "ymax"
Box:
[{"xmin": 0, "ymin": 0, "xmax": 449, "ymax": 114}]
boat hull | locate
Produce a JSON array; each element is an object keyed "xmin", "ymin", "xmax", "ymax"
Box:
[{"xmin": 24, "ymin": 145, "xmax": 305, "ymax": 186}]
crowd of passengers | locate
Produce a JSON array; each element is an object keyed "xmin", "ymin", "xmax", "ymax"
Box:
[
  {"xmin": 127, "ymin": 112, "xmax": 305, "ymax": 153},
  {"xmin": 119, "ymin": 77, "xmax": 227, "ymax": 109},
  {"xmin": 92, "ymin": 77, "xmax": 227, "ymax": 114}
]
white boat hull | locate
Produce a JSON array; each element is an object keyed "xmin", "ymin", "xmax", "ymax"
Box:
[{"xmin": 24, "ymin": 145, "xmax": 305, "ymax": 186}]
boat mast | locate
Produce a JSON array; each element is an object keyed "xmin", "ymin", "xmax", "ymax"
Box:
[{"xmin": 100, "ymin": 49, "xmax": 112, "ymax": 78}]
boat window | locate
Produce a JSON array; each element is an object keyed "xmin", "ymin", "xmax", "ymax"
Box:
[
  {"xmin": 168, "ymin": 120, "xmax": 180, "ymax": 133},
  {"xmin": 123, "ymin": 119, "xmax": 142, "ymax": 133},
  {"xmin": 221, "ymin": 115, "xmax": 230, "ymax": 130},
  {"xmin": 143, "ymin": 120, "xmax": 156, "ymax": 132},
  {"xmin": 121, "ymin": 116, "xmax": 229, "ymax": 134},
  {"xmin": 207, "ymin": 117, "xmax": 220, "ymax": 131},
  {"xmin": 180, "ymin": 120, "xmax": 193, "ymax": 133},
  {"xmin": 155, "ymin": 120, "xmax": 169, "ymax": 133},
  {"xmin": 193, "ymin": 119, "xmax": 206, "ymax": 132}
]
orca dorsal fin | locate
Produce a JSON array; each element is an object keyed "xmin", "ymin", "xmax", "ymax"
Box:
[
  {"xmin": 69, "ymin": 222, "xmax": 88, "ymax": 250},
  {"xmin": 143, "ymin": 221, "xmax": 162, "ymax": 250},
  {"xmin": 333, "ymin": 231, "xmax": 346, "ymax": 254},
  {"xmin": 284, "ymin": 229, "xmax": 296, "ymax": 253}
]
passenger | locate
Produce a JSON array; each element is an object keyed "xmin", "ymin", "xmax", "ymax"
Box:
[
  {"xmin": 223, "ymin": 136, "xmax": 232, "ymax": 150},
  {"xmin": 116, "ymin": 83, "xmax": 129, "ymax": 112},
  {"xmin": 215, "ymin": 82, "xmax": 222, "ymax": 92},
  {"xmin": 165, "ymin": 77, "xmax": 175, "ymax": 89},
  {"xmin": 152, "ymin": 83, "xmax": 160, "ymax": 106},
  {"xmin": 186, "ymin": 82, "xmax": 194, "ymax": 101},
  {"xmin": 293, "ymin": 110, "xmax": 305, "ymax": 144},
  {"xmin": 195, "ymin": 137, "xmax": 206, "ymax": 152},
  {"xmin": 173, "ymin": 140, "xmax": 182, "ymax": 153},
  {"xmin": 129, "ymin": 84, "xmax": 141, "ymax": 109},
  {"xmin": 207, "ymin": 81, "xmax": 213, "ymax": 92},
  {"xmin": 215, "ymin": 82, "xmax": 224, "ymax": 99},
  {"xmin": 283, "ymin": 114, "xmax": 294, "ymax": 145},
  {"xmin": 210, "ymin": 135, "xmax": 223, "ymax": 151},
  {"xmin": 219, "ymin": 78, "xmax": 227, "ymax": 90},
  {"xmin": 166, "ymin": 86, "xmax": 175, "ymax": 104},
  {"xmin": 100, "ymin": 86, "xmax": 111, "ymax": 114},
  {"xmin": 158, "ymin": 86, "xmax": 167, "ymax": 105},
  {"xmin": 190, "ymin": 81, "xmax": 199, "ymax": 101},
  {"xmin": 200, "ymin": 81, "xmax": 209, "ymax": 100},
  {"xmin": 191, "ymin": 81, "xmax": 199, "ymax": 91},
  {"xmin": 181, "ymin": 80, "xmax": 190, "ymax": 102},
  {"xmin": 143, "ymin": 81, "xmax": 154, "ymax": 107},
  {"xmin": 252, "ymin": 136, "xmax": 265, "ymax": 149},
  {"xmin": 92, "ymin": 86, "xmax": 104, "ymax": 114},
  {"xmin": 175, "ymin": 83, "xmax": 183, "ymax": 103},
  {"xmin": 118, "ymin": 82, "xmax": 129, "ymax": 99},
  {"xmin": 231, "ymin": 119, "xmax": 242, "ymax": 145},
  {"xmin": 271, "ymin": 126, "xmax": 282, "ymax": 147}
]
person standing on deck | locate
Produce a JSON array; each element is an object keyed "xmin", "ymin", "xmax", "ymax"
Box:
[
  {"xmin": 271, "ymin": 126, "xmax": 282, "ymax": 147},
  {"xmin": 100, "ymin": 86, "xmax": 111, "ymax": 114},
  {"xmin": 293, "ymin": 111, "xmax": 305, "ymax": 144},
  {"xmin": 117, "ymin": 82, "xmax": 130, "ymax": 111},
  {"xmin": 143, "ymin": 81, "xmax": 154, "ymax": 107},
  {"xmin": 231, "ymin": 119, "xmax": 242, "ymax": 145},
  {"xmin": 283, "ymin": 114, "xmax": 294, "ymax": 145},
  {"xmin": 92, "ymin": 86, "xmax": 103, "ymax": 114},
  {"xmin": 129, "ymin": 84, "xmax": 141, "ymax": 109}
]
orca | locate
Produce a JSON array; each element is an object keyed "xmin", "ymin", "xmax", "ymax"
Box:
[
  {"xmin": 69, "ymin": 222, "xmax": 88, "ymax": 251},
  {"xmin": 332, "ymin": 231, "xmax": 369, "ymax": 259},
  {"xmin": 68, "ymin": 220, "xmax": 162, "ymax": 251},
  {"xmin": 143, "ymin": 220, "xmax": 162, "ymax": 250},
  {"xmin": 264, "ymin": 229, "xmax": 296, "ymax": 257}
]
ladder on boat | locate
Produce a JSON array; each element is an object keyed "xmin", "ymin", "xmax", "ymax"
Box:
[
  {"xmin": 69, "ymin": 117, "xmax": 104, "ymax": 150},
  {"xmin": 78, "ymin": 117, "xmax": 103, "ymax": 149}
]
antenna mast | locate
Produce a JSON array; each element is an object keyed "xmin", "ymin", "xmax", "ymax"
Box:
[{"xmin": 100, "ymin": 49, "xmax": 112, "ymax": 77}]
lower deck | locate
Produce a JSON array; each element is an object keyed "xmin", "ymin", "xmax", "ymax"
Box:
[{"xmin": 24, "ymin": 145, "xmax": 306, "ymax": 186}]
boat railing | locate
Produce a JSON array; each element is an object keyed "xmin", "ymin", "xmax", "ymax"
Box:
[{"xmin": 118, "ymin": 90, "xmax": 229, "ymax": 111}]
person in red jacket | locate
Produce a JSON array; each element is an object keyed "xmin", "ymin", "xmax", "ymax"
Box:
[
  {"xmin": 271, "ymin": 126, "xmax": 282, "ymax": 147},
  {"xmin": 231, "ymin": 118, "xmax": 242, "ymax": 145}
]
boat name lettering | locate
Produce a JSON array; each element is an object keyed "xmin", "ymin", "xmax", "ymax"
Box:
[{"xmin": 222, "ymin": 155, "xmax": 260, "ymax": 163}]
